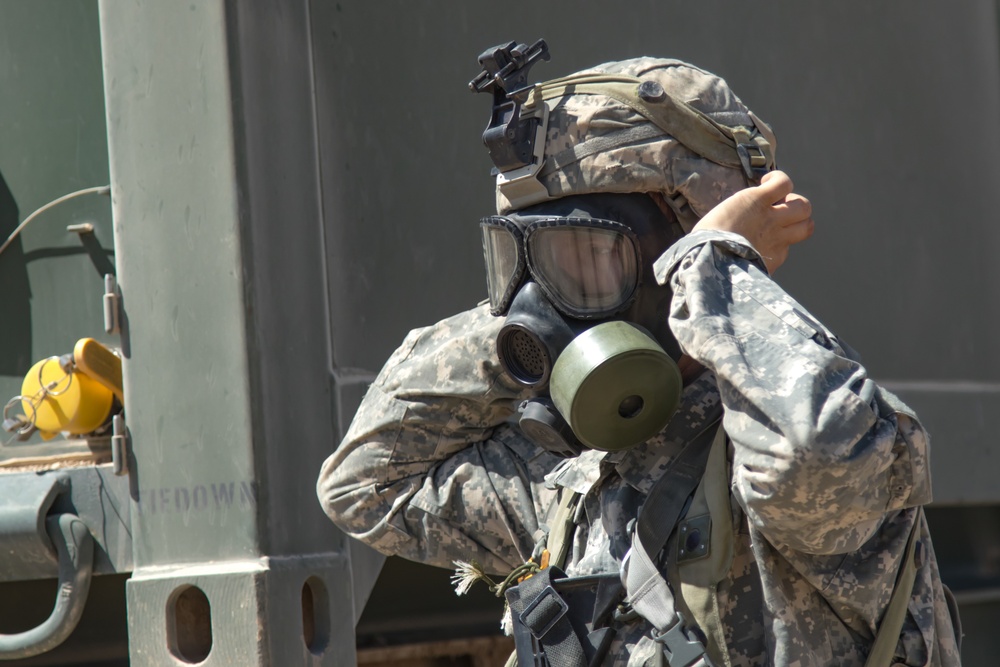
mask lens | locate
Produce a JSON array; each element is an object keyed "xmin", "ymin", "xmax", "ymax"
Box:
[
  {"xmin": 480, "ymin": 218, "xmax": 525, "ymax": 315},
  {"xmin": 527, "ymin": 222, "xmax": 638, "ymax": 317}
]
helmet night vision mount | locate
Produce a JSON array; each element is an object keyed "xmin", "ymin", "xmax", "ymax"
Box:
[{"xmin": 469, "ymin": 40, "xmax": 552, "ymax": 208}]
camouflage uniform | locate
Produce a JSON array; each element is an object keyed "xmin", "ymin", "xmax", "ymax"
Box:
[{"xmin": 317, "ymin": 58, "xmax": 962, "ymax": 666}]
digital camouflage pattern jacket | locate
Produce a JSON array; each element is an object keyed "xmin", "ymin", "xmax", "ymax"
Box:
[{"xmin": 318, "ymin": 230, "xmax": 962, "ymax": 667}]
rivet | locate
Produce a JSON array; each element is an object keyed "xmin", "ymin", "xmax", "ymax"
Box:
[{"xmin": 638, "ymin": 80, "xmax": 666, "ymax": 103}]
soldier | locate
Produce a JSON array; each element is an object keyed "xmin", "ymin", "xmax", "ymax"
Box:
[{"xmin": 318, "ymin": 44, "xmax": 962, "ymax": 666}]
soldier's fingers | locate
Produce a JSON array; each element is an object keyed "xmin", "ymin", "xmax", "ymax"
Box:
[
  {"xmin": 771, "ymin": 193, "xmax": 812, "ymax": 226},
  {"xmin": 778, "ymin": 217, "xmax": 815, "ymax": 246},
  {"xmin": 756, "ymin": 170, "xmax": 794, "ymax": 203}
]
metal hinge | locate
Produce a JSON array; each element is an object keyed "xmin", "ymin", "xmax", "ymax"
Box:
[{"xmin": 103, "ymin": 274, "xmax": 120, "ymax": 334}]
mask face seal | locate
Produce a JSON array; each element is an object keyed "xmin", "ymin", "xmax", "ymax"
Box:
[{"xmin": 549, "ymin": 320, "xmax": 681, "ymax": 451}]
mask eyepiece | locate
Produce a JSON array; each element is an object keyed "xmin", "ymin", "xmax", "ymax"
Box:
[{"xmin": 480, "ymin": 215, "xmax": 640, "ymax": 319}]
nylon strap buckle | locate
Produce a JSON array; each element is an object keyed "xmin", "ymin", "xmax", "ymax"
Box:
[
  {"xmin": 736, "ymin": 142, "xmax": 769, "ymax": 183},
  {"xmin": 519, "ymin": 585, "xmax": 570, "ymax": 639},
  {"xmin": 653, "ymin": 612, "xmax": 712, "ymax": 667}
]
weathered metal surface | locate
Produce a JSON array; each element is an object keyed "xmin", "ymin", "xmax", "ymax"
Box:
[
  {"xmin": 126, "ymin": 554, "xmax": 352, "ymax": 667},
  {"xmin": 0, "ymin": 466, "xmax": 131, "ymax": 584},
  {"xmin": 99, "ymin": 0, "xmax": 358, "ymax": 663},
  {"xmin": 0, "ymin": 514, "xmax": 94, "ymax": 660},
  {"xmin": 0, "ymin": 474, "xmax": 67, "ymax": 581}
]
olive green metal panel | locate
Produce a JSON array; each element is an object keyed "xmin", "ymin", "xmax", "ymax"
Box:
[
  {"xmin": 100, "ymin": 0, "xmax": 258, "ymax": 566},
  {"xmin": 224, "ymin": 0, "xmax": 352, "ymax": 561},
  {"xmin": 0, "ymin": 5, "xmax": 132, "ymax": 665},
  {"xmin": 126, "ymin": 554, "xmax": 353, "ymax": 667},
  {"xmin": 0, "ymin": 0, "xmax": 114, "ymax": 452},
  {"xmin": 310, "ymin": 0, "xmax": 1000, "ymax": 506}
]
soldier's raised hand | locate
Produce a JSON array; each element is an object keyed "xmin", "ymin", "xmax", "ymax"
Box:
[{"xmin": 691, "ymin": 170, "xmax": 814, "ymax": 274}]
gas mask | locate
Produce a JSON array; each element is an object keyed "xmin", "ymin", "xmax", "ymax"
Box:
[{"xmin": 481, "ymin": 193, "xmax": 686, "ymax": 457}]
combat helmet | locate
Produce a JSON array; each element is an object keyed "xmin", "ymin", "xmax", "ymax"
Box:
[{"xmin": 470, "ymin": 40, "xmax": 777, "ymax": 228}]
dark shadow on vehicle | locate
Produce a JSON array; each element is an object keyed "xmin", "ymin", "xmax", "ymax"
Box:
[{"xmin": 0, "ymin": 169, "xmax": 31, "ymax": 377}]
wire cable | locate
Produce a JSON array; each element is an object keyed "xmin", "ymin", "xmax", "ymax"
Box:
[{"xmin": 0, "ymin": 185, "xmax": 111, "ymax": 258}]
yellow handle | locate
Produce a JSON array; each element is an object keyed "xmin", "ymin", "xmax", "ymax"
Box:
[{"xmin": 73, "ymin": 338, "xmax": 123, "ymax": 403}]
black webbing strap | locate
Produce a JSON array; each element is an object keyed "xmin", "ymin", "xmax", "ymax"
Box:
[
  {"xmin": 624, "ymin": 411, "xmax": 724, "ymax": 667},
  {"xmin": 635, "ymin": 414, "xmax": 723, "ymax": 563},
  {"xmin": 508, "ymin": 568, "xmax": 587, "ymax": 667}
]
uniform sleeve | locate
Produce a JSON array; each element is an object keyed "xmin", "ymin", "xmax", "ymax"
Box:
[
  {"xmin": 654, "ymin": 230, "xmax": 933, "ymax": 555},
  {"xmin": 316, "ymin": 304, "xmax": 562, "ymax": 574}
]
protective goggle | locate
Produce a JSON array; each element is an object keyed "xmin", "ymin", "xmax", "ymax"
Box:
[{"xmin": 480, "ymin": 216, "xmax": 641, "ymax": 319}]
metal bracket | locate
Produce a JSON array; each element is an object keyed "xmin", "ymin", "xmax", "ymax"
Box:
[
  {"xmin": 0, "ymin": 475, "xmax": 96, "ymax": 658},
  {"xmin": 103, "ymin": 273, "xmax": 120, "ymax": 334},
  {"xmin": 469, "ymin": 40, "xmax": 550, "ymax": 173},
  {"xmin": 0, "ymin": 475, "xmax": 69, "ymax": 580},
  {"xmin": 111, "ymin": 413, "xmax": 128, "ymax": 477}
]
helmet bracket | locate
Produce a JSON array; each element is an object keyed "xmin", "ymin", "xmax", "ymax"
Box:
[{"xmin": 469, "ymin": 40, "xmax": 550, "ymax": 173}]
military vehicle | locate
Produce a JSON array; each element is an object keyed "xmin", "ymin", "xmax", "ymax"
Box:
[{"xmin": 1, "ymin": 1, "xmax": 998, "ymax": 665}]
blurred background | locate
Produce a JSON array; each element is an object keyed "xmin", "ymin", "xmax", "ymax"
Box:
[{"xmin": 0, "ymin": 1, "xmax": 997, "ymax": 665}]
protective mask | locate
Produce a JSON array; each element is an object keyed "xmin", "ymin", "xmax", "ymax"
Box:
[{"xmin": 481, "ymin": 194, "xmax": 686, "ymax": 456}]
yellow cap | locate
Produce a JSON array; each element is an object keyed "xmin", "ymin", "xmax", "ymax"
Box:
[{"xmin": 20, "ymin": 356, "xmax": 114, "ymax": 437}]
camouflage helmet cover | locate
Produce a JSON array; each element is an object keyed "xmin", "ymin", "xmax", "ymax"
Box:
[{"xmin": 495, "ymin": 57, "xmax": 777, "ymax": 231}]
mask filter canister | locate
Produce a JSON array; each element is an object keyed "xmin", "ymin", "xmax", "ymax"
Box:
[{"xmin": 548, "ymin": 321, "xmax": 681, "ymax": 451}]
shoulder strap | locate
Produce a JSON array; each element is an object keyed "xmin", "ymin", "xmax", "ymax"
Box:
[
  {"xmin": 506, "ymin": 567, "xmax": 588, "ymax": 667},
  {"xmin": 634, "ymin": 421, "xmax": 719, "ymax": 564},
  {"xmin": 863, "ymin": 514, "xmax": 922, "ymax": 667},
  {"xmin": 676, "ymin": 425, "xmax": 736, "ymax": 667},
  {"xmin": 623, "ymin": 417, "xmax": 722, "ymax": 667}
]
